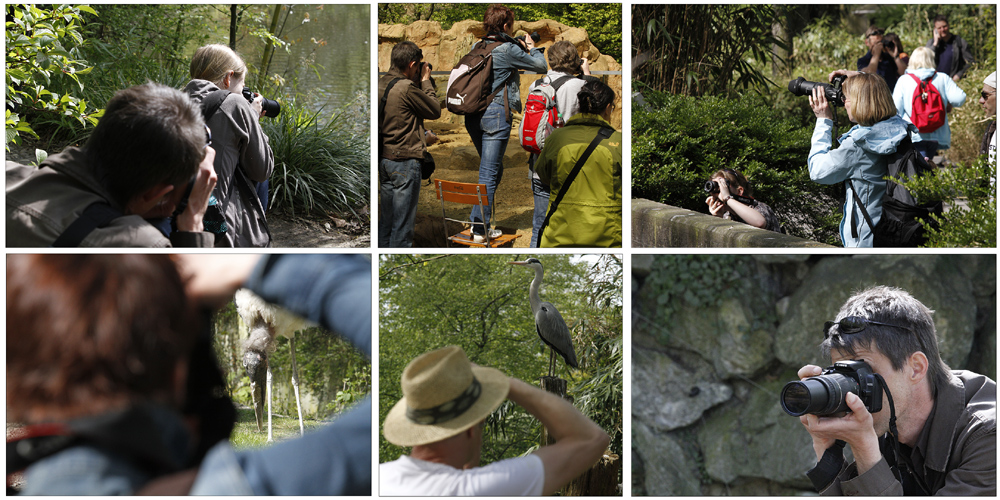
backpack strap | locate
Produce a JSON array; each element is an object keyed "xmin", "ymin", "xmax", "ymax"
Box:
[
  {"xmin": 847, "ymin": 179, "xmax": 877, "ymax": 241},
  {"xmin": 51, "ymin": 202, "xmax": 123, "ymax": 247},
  {"xmin": 478, "ymin": 38, "xmax": 518, "ymax": 123},
  {"xmin": 201, "ymin": 89, "xmax": 231, "ymax": 122},
  {"xmin": 378, "ymin": 77, "xmax": 404, "ymax": 158},
  {"xmin": 537, "ymin": 125, "xmax": 614, "ymax": 244},
  {"xmin": 550, "ymin": 75, "xmax": 575, "ymax": 92}
]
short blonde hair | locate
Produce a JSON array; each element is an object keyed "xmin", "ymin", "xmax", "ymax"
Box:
[
  {"xmin": 190, "ymin": 44, "xmax": 247, "ymax": 86},
  {"xmin": 844, "ymin": 73, "xmax": 897, "ymax": 126},
  {"xmin": 909, "ymin": 47, "xmax": 935, "ymax": 70}
]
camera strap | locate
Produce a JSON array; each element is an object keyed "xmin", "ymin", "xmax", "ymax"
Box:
[{"xmin": 873, "ymin": 373, "xmax": 905, "ymax": 485}]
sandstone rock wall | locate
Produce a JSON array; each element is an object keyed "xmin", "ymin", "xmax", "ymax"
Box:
[
  {"xmin": 378, "ymin": 19, "xmax": 622, "ymax": 129},
  {"xmin": 631, "ymin": 255, "xmax": 997, "ymax": 496}
]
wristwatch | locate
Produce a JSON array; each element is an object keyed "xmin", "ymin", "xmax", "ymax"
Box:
[{"xmin": 721, "ymin": 195, "xmax": 734, "ymax": 203}]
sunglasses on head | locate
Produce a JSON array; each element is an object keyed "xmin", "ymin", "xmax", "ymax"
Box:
[{"xmin": 823, "ymin": 315, "xmax": 913, "ymax": 339}]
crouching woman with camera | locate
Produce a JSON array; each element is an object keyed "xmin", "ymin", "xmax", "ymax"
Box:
[
  {"xmin": 704, "ymin": 168, "xmax": 784, "ymax": 233},
  {"xmin": 808, "ymin": 72, "xmax": 908, "ymax": 247},
  {"xmin": 185, "ymin": 44, "xmax": 273, "ymax": 247}
]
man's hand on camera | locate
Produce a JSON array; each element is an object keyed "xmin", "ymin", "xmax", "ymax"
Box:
[
  {"xmin": 799, "ymin": 391, "xmax": 882, "ymax": 475},
  {"xmin": 809, "ymin": 87, "xmax": 834, "ymax": 120},
  {"xmin": 176, "ymin": 146, "xmax": 218, "ymax": 233}
]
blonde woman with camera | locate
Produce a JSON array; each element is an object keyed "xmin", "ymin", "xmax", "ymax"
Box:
[
  {"xmin": 185, "ymin": 44, "xmax": 273, "ymax": 247},
  {"xmin": 808, "ymin": 72, "xmax": 908, "ymax": 247}
]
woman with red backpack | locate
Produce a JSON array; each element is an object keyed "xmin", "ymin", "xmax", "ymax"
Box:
[{"xmin": 892, "ymin": 46, "xmax": 967, "ymax": 162}]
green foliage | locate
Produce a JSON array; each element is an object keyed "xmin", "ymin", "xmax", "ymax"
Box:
[
  {"xmin": 896, "ymin": 155, "xmax": 997, "ymax": 247},
  {"xmin": 632, "ymin": 86, "xmax": 842, "ymax": 244},
  {"xmin": 264, "ymin": 94, "xmax": 370, "ymax": 217},
  {"xmin": 633, "ymin": 5, "xmax": 785, "ymax": 97},
  {"xmin": 6, "ymin": 4, "xmax": 100, "ymax": 150},
  {"xmin": 379, "ymin": 255, "xmax": 622, "ymax": 465},
  {"xmin": 378, "ymin": 4, "xmax": 622, "ymax": 63},
  {"xmin": 640, "ymin": 255, "xmax": 757, "ymax": 327}
]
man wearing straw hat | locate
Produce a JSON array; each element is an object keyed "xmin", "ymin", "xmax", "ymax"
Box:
[{"xmin": 380, "ymin": 345, "xmax": 610, "ymax": 495}]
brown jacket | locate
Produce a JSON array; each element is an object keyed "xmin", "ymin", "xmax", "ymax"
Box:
[
  {"xmin": 6, "ymin": 149, "xmax": 213, "ymax": 247},
  {"xmin": 378, "ymin": 68, "xmax": 440, "ymax": 161},
  {"xmin": 820, "ymin": 370, "xmax": 996, "ymax": 495}
]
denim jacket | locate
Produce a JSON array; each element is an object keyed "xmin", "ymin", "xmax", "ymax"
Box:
[
  {"xmin": 892, "ymin": 68, "xmax": 967, "ymax": 149},
  {"xmin": 486, "ymin": 36, "xmax": 547, "ymax": 113},
  {"xmin": 808, "ymin": 114, "xmax": 908, "ymax": 247}
]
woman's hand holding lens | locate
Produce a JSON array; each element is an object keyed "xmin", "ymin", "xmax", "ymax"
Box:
[
  {"xmin": 251, "ymin": 93, "xmax": 265, "ymax": 119},
  {"xmin": 810, "ymin": 87, "xmax": 834, "ymax": 120}
]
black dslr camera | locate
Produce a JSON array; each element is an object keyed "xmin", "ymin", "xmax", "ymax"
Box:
[
  {"xmin": 703, "ymin": 179, "xmax": 757, "ymax": 207},
  {"xmin": 788, "ymin": 74, "xmax": 847, "ymax": 107},
  {"xmin": 780, "ymin": 360, "xmax": 883, "ymax": 417},
  {"xmin": 241, "ymin": 88, "xmax": 281, "ymax": 118},
  {"xmin": 515, "ymin": 31, "xmax": 544, "ymax": 53}
]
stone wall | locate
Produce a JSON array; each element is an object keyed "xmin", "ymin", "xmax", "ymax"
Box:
[
  {"xmin": 378, "ymin": 19, "xmax": 623, "ymax": 129},
  {"xmin": 631, "ymin": 254, "xmax": 997, "ymax": 495},
  {"xmin": 632, "ymin": 198, "xmax": 835, "ymax": 248}
]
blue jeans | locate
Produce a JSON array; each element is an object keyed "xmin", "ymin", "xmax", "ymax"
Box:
[
  {"xmin": 256, "ymin": 180, "xmax": 269, "ymax": 212},
  {"xmin": 465, "ymin": 101, "xmax": 510, "ymax": 234},
  {"xmin": 531, "ymin": 174, "xmax": 550, "ymax": 248},
  {"xmin": 378, "ymin": 158, "xmax": 421, "ymax": 247}
]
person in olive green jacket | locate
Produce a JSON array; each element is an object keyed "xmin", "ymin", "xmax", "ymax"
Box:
[{"xmin": 534, "ymin": 80, "xmax": 622, "ymax": 247}]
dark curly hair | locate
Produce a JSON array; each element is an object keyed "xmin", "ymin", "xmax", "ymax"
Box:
[{"xmin": 578, "ymin": 80, "xmax": 615, "ymax": 115}]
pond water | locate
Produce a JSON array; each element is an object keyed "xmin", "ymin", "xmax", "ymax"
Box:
[{"xmin": 238, "ymin": 4, "xmax": 369, "ymax": 116}]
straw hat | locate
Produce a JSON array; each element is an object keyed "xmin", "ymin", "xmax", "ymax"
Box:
[{"xmin": 383, "ymin": 346, "xmax": 509, "ymax": 447}]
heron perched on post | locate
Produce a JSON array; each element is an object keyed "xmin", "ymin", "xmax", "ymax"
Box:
[
  {"xmin": 509, "ymin": 258, "xmax": 578, "ymax": 377},
  {"xmin": 235, "ymin": 288, "xmax": 309, "ymax": 442}
]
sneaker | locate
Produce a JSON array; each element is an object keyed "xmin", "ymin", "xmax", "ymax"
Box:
[{"xmin": 472, "ymin": 229, "xmax": 502, "ymax": 243}]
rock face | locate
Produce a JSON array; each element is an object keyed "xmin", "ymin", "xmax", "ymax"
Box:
[
  {"xmin": 378, "ymin": 19, "xmax": 623, "ymax": 130},
  {"xmin": 632, "ymin": 255, "xmax": 996, "ymax": 496}
]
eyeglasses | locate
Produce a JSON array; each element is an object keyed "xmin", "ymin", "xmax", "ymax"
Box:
[
  {"xmin": 823, "ymin": 316, "xmax": 913, "ymax": 339},
  {"xmin": 204, "ymin": 124, "xmax": 213, "ymax": 150}
]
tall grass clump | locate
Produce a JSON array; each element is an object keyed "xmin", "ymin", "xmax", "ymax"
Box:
[
  {"xmin": 632, "ymin": 84, "xmax": 843, "ymax": 244},
  {"xmin": 263, "ymin": 95, "xmax": 370, "ymax": 218}
]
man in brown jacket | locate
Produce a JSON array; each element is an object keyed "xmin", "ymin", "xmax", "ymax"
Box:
[
  {"xmin": 6, "ymin": 83, "xmax": 217, "ymax": 247},
  {"xmin": 795, "ymin": 286, "xmax": 995, "ymax": 495},
  {"xmin": 378, "ymin": 41, "xmax": 441, "ymax": 247}
]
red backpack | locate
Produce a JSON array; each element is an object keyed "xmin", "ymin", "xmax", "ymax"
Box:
[
  {"xmin": 519, "ymin": 75, "xmax": 575, "ymax": 154},
  {"xmin": 909, "ymin": 73, "xmax": 946, "ymax": 133}
]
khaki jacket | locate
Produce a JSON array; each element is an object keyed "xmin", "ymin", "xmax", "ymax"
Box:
[
  {"xmin": 6, "ymin": 148, "xmax": 213, "ymax": 247},
  {"xmin": 378, "ymin": 68, "xmax": 440, "ymax": 161},
  {"xmin": 820, "ymin": 370, "xmax": 996, "ymax": 495}
]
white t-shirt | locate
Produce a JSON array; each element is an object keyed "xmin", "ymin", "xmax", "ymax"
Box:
[{"xmin": 379, "ymin": 454, "xmax": 545, "ymax": 496}]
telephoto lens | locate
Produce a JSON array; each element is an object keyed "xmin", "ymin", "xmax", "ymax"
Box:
[
  {"xmin": 241, "ymin": 88, "xmax": 281, "ymax": 118},
  {"xmin": 704, "ymin": 180, "xmax": 721, "ymax": 194},
  {"xmin": 780, "ymin": 371, "xmax": 860, "ymax": 417}
]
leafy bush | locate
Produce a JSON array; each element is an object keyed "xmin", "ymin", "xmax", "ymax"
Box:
[
  {"xmin": 632, "ymin": 85, "xmax": 842, "ymax": 244},
  {"xmin": 264, "ymin": 95, "xmax": 370, "ymax": 217},
  {"xmin": 898, "ymin": 155, "xmax": 996, "ymax": 247},
  {"xmin": 6, "ymin": 4, "xmax": 101, "ymax": 150}
]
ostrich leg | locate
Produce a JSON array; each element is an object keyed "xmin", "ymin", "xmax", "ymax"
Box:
[
  {"xmin": 289, "ymin": 336, "xmax": 304, "ymax": 436},
  {"xmin": 266, "ymin": 367, "xmax": 274, "ymax": 442}
]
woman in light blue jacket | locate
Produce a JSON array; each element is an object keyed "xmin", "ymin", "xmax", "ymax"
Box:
[
  {"xmin": 892, "ymin": 46, "xmax": 967, "ymax": 160},
  {"xmin": 808, "ymin": 72, "xmax": 909, "ymax": 247}
]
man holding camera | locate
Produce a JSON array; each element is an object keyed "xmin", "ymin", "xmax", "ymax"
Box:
[
  {"xmin": 857, "ymin": 26, "xmax": 907, "ymax": 92},
  {"xmin": 793, "ymin": 286, "xmax": 995, "ymax": 495},
  {"xmin": 378, "ymin": 41, "xmax": 441, "ymax": 248},
  {"xmin": 926, "ymin": 15, "xmax": 974, "ymax": 83},
  {"xmin": 6, "ymin": 83, "xmax": 217, "ymax": 247},
  {"xmin": 380, "ymin": 345, "xmax": 610, "ymax": 495}
]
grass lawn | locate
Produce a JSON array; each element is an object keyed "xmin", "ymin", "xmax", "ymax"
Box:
[{"xmin": 230, "ymin": 407, "xmax": 326, "ymax": 449}]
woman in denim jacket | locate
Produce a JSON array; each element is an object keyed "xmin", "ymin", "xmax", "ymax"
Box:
[
  {"xmin": 808, "ymin": 72, "xmax": 908, "ymax": 247},
  {"xmin": 466, "ymin": 4, "xmax": 547, "ymax": 242}
]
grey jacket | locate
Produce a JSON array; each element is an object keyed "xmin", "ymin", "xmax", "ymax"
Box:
[
  {"xmin": 185, "ymin": 79, "xmax": 273, "ymax": 247},
  {"xmin": 925, "ymin": 34, "xmax": 975, "ymax": 80},
  {"xmin": 818, "ymin": 370, "xmax": 996, "ymax": 495},
  {"xmin": 6, "ymin": 149, "xmax": 212, "ymax": 247}
]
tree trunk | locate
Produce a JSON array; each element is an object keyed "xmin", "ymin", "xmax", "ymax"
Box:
[
  {"xmin": 260, "ymin": 4, "xmax": 283, "ymax": 88},
  {"xmin": 771, "ymin": 6, "xmax": 791, "ymax": 77},
  {"xmin": 229, "ymin": 4, "xmax": 238, "ymax": 50}
]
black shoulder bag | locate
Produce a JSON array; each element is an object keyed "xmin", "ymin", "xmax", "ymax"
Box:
[{"xmin": 536, "ymin": 125, "xmax": 614, "ymax": 244}]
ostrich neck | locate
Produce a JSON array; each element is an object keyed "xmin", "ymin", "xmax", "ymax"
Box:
[{"xmin": 528, "ymin": 267, "xmax": 543, "ymax": 314}]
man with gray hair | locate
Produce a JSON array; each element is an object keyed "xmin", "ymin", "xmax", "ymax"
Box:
[
  {"xmin": 980, "ymin": 72, "xmax": 996, "ymax": 166},
  {"xmin": 796, "ymin": 285, "xmax": 995, "ymax": 495}
]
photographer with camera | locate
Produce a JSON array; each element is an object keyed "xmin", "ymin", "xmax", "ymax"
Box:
[
  {"xmin": 7, "ymin": 254, "xmax": 372, "ymax": 494},
  {"xmin": 185, "ymin": 44, "xmax": 274, "ymax": 247},
  {"xmin": 704, "ymin": 168, "xmax": 784, "ymax": 233},
  {"xmin": 7, "ymin": 83, "xmax": 217, "ymax": 247},
  {"xmin": 378, "ymin": 41, "xmax": 441, "ymax": 248},
  {"xmin": 857, "ymin": 26, "xmax": 906, "ymax": 92},
  {"xmin": 807, "ymin": 72, "xmax": 909, "ymax": 247},
  {"xmin": 787, "ymin": 286, "xmax": 995, "ymax": 495}
]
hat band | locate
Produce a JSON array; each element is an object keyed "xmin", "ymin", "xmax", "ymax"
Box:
[{"xmin": 406, "ymin": 377, "xmax": 483, "ymax": 425}]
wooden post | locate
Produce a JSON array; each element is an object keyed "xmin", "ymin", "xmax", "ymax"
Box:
[{"xmin": 539, "ymin": 375, "xmax": 569, "ymax": 445}]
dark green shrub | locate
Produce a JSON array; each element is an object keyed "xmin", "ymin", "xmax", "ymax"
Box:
[{"xmin": 632, "ymin": 84, "xmax": 843, "ymax": 244}]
